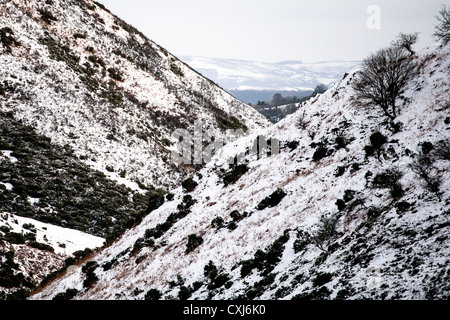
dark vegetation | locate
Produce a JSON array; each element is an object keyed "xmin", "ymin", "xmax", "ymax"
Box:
[
  {"xmin": 256, "ymin": 189, "xmax": 287, "ymax": 210},
  {"xmin": 107, "ymin": 67, "xmax": 124, "ymax": 81},
  {"xmin": 170, "ymin": 63, "xmax": 184, "ymax": 77},
  {"xmin": 185, "ymin": 234, "xmax": 204, "ymax": 254},
  {"xmin": 102, "ymin": 248, "xmax": 130, "ymax": 271},
  {"xmin": 211, "ymin": 210, "xmax": 251, "ymax": 232},
  {"xmin": 409, "ymin": 140, "xmax": 448, "ymax": 201},
  {"xmin": 285, "ymin": 140, "xmax": 300, "ymax": 151},
  {"xmin": 332, "ymin": 121, "xmax": 353, "ymax": 150},
  {"xmin": 240, "ymin": 230, "xmax": 290, "ymax": 278},
  {"xmin": 146, "ymin": 191, "xmax": 165, "ymax": 214},
  {"xmin": 81, "ymin": 261, "xmax": 99, "ymax": 288},
  {"xmin": 293, "ymin": 230, "xmax": 312, "ymax": 253},
  {"xmin": 0, "ymin": 112, "xmax": 149, "ymax": 242},
  {"xmin": 39, "ymin": 9, "xmax": 58, "ymax": 25},
  {"xmin": 181, "ymin": 177, "xmax": 198, "ymax": 193},
  {"xmin": 144, "ymin": 288, "xmax": 162, "ymax": 300},
  {"xmin": 52, "ymin": 288, "xmax": 79, "ymax": 300},
  {"xmin": 312, "ymin": 272, "xmax": 333, "ymax": 287},
  {"xmin": 165, "ymin": 274, "xmax": 204, "ymax": 300},
  {"xmin": 371, "ymin": 168, "xmax": 404, "ymax": 200},
  {"xmin": 39, "ymin": 35, "xmax": 124, "ymax": 107},
  {"xmin": 221, "ymin": 163, "xmax": 249, "ymax": 186},
  {"xmin": 0, "ymin": 27, "xmax": 20, "ymax": 53},
  {"xmin": 364, "ymin": 131, "xmax": 388, "ymax": 159},
  {"xmin": 311, "ymin": 139, "xmax": 332, "ymax": 162},
  {"xmin": 310, "ymin": 214, "xmax": 340, "ymax": 252},
  {"xmin": 434, "ymin": 4, "xmax": 450, "ymax": 45},
  {"xmin": 0, "ymin": 248, "xmax": 34, "ymax": 293},
  {"xmin": 132, "ymin": 195, "xmax": 197, "ymax": 254}
]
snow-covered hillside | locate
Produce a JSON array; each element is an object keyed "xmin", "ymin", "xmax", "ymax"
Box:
[
  {"xmin": 0, "ymin": 0, "xmax": 269, "ymax": 299},
  {"xmin": 33, "ymin": 43, "xmax": 449, "ymax": 300},
  {"xmin": 1, "ymin": 213, "xmax": 104, "ymax": 256},
  {"xmin": 0, "ymin": 0, "xmax": 270, "ymax": 192}
]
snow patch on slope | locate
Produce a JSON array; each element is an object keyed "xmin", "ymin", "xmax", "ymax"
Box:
[{"xmin": 0, "ymin": 213, "xmax": 105, "ymax": 255}]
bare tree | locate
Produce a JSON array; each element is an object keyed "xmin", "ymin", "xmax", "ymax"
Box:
[
  {"xmin": 393, "ymin": 32, "xmax": 419, "ymax": 55},
  {"xmin": 296, "ymin": 110, "xmax": 310, "ymax": 130},
  {"xmin": 409, "ymin": 153, "xmax": 443, "ymax": 201},
  {"xmin": 434, "ymin": 4, "xmax": 450, "ymax": 45},
  {"xmin": 352, "ymin": 46, "xmax": 418, "ymax": 129},
  {"xmin": 272, "ymin": 93, "xmax": 283, "ymax": 107},
  {"xmin": 310, "ymin": 213, "xmax": 339, "ymax": 252},
  {"xmin": 314, "ymin": 83, "xmax": 328, "ymax": 94}
]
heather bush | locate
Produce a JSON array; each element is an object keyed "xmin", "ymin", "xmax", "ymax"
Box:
[{"xmin": 256, "ymin": 189, "xmax": 286, "ymax": 210}]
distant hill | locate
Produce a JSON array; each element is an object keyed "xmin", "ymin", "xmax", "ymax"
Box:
[
  {"xmin": 228, "ymin": 89, "xmax": 313, "ymax": 105},
  {"xmin": 180, "ymin": 56, "xmax": 360, "ymax": 103}
]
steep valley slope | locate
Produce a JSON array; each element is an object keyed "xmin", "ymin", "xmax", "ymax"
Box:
[
  {"xmin": 0, "ymin": 0, "xmax": 269, "ymax": 299},
  {"xmin": 33, "ymin": 42, "xmax": 449, "ymax": 300}
]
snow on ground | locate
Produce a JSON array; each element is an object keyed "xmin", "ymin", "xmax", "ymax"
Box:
[
  {"xmin": 32, "ymin": 43, "xmax": 449, "ymax": 300},
  {"xmin": 1, "ymin": 150, "xmax": 18, "ymax": 163},
  {"xmin": 0, "ymin": 213, "xmax": 105, "ymax": 255},
  {"xmin": 0, "ymin": 0, "xmax": 269, "ymax": 192}
]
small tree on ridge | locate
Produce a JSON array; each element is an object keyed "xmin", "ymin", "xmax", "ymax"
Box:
[
  {"xmin": 434, "ymin": 4, "xmax": 450, "ymax": 45},
  {"xmin": 352, "ymin": 45, "xmax": 418, "ymax": 130}
]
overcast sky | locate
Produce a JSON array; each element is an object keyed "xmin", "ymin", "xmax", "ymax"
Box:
[{"xmin": 97, "ymin": 0, "xmax": 444, "ymax": 63}]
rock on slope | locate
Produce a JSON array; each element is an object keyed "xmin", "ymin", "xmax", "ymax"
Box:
[
  {"xmin": 33, "ymin": 43, "xmax": 449, "ymax": 300},
  {"xmin": 0, "ymin": 0, "xmax": 270, "ymax": 192}
]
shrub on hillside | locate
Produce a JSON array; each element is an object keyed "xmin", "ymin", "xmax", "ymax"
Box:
[
  {"xmin": 286, "ymin": 140, "xmax": 300, "ymax": 151},
  {"xmin": 371, "ymin": 168, "xmax": 404, "ymax": 200},
  {"xmin": 4, "ymin": 232, "xmax": 25, "ymax": 245},
  {"xmin": 52, "ymin": 288, "xmax": 79, "ymax": 300},
  {"xmin": 312, "ymin": 272, "xmax": 333, "ymax": 287},
  {"xmin": 409, "ymin": 154, "xmax": 443, "ymax": 201},
  {"xmin": 211, "ymin": 216, "xmax": 224, "ymax": 229},
  {"xmin": 311, "ymin": 214, "xmax": 340, "ymax": 251},
  {"xmin": 166, "ymin": 193, "xmax": 174, "ymax": 201},
  {"xmin": 256, "ymin": 189, "xmax": 287, "ymax": 210},
  {"xmin": 0, "ymin": 27, "xmax": 20, "ymax": 53},
  {"xmin": 147, "ymin": 192, "xmax": 165, "ymax": 213},
  {"xmin": 365, "ymin": 131, "xmax": 388, "ymax": 159},
  {"xmin": 352, "ymin": 45, "xmax": 418, "ymax": 131},
  {"xmin": 240, "ymin": 230, "xmax": 290, "ymax": 277},
  {"xmin": 107, "ymin": 67, "xmax": 124, "ymax": 81},
  {"xmin": 293, "ymin": 230, "xmax": 311, "ymax": 253},
  {"xmin": 204, "ymin": 261, "xmax": 218, "ymax": 281},
  {"xmin": 82, "ymin": 261, "xmax": 99, "ymax": 289},
  {"xmin": 39, "ymin": 9, "xmax": 58, "ymax": 24},
  {"xmin": 181, "ymin": 177, "xmax": 198, "ymax": 193},
  {"xmin": 145, "ymin": 288, "xmax": 162, "ymax": 300},
  {"xmin": 29, "ymin": 241, "xmax": 54, "ymax": 253},
  {"xmin": 222, "ymin": 164, "xmax": 249, "ymax": 186},
  {"xmin": 185, "ymin": 234, "xmax": 204, "ymax": 253},
  {"xmin": 311, "ymin": 141, "xmax": 331, "ymax": 162}
]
